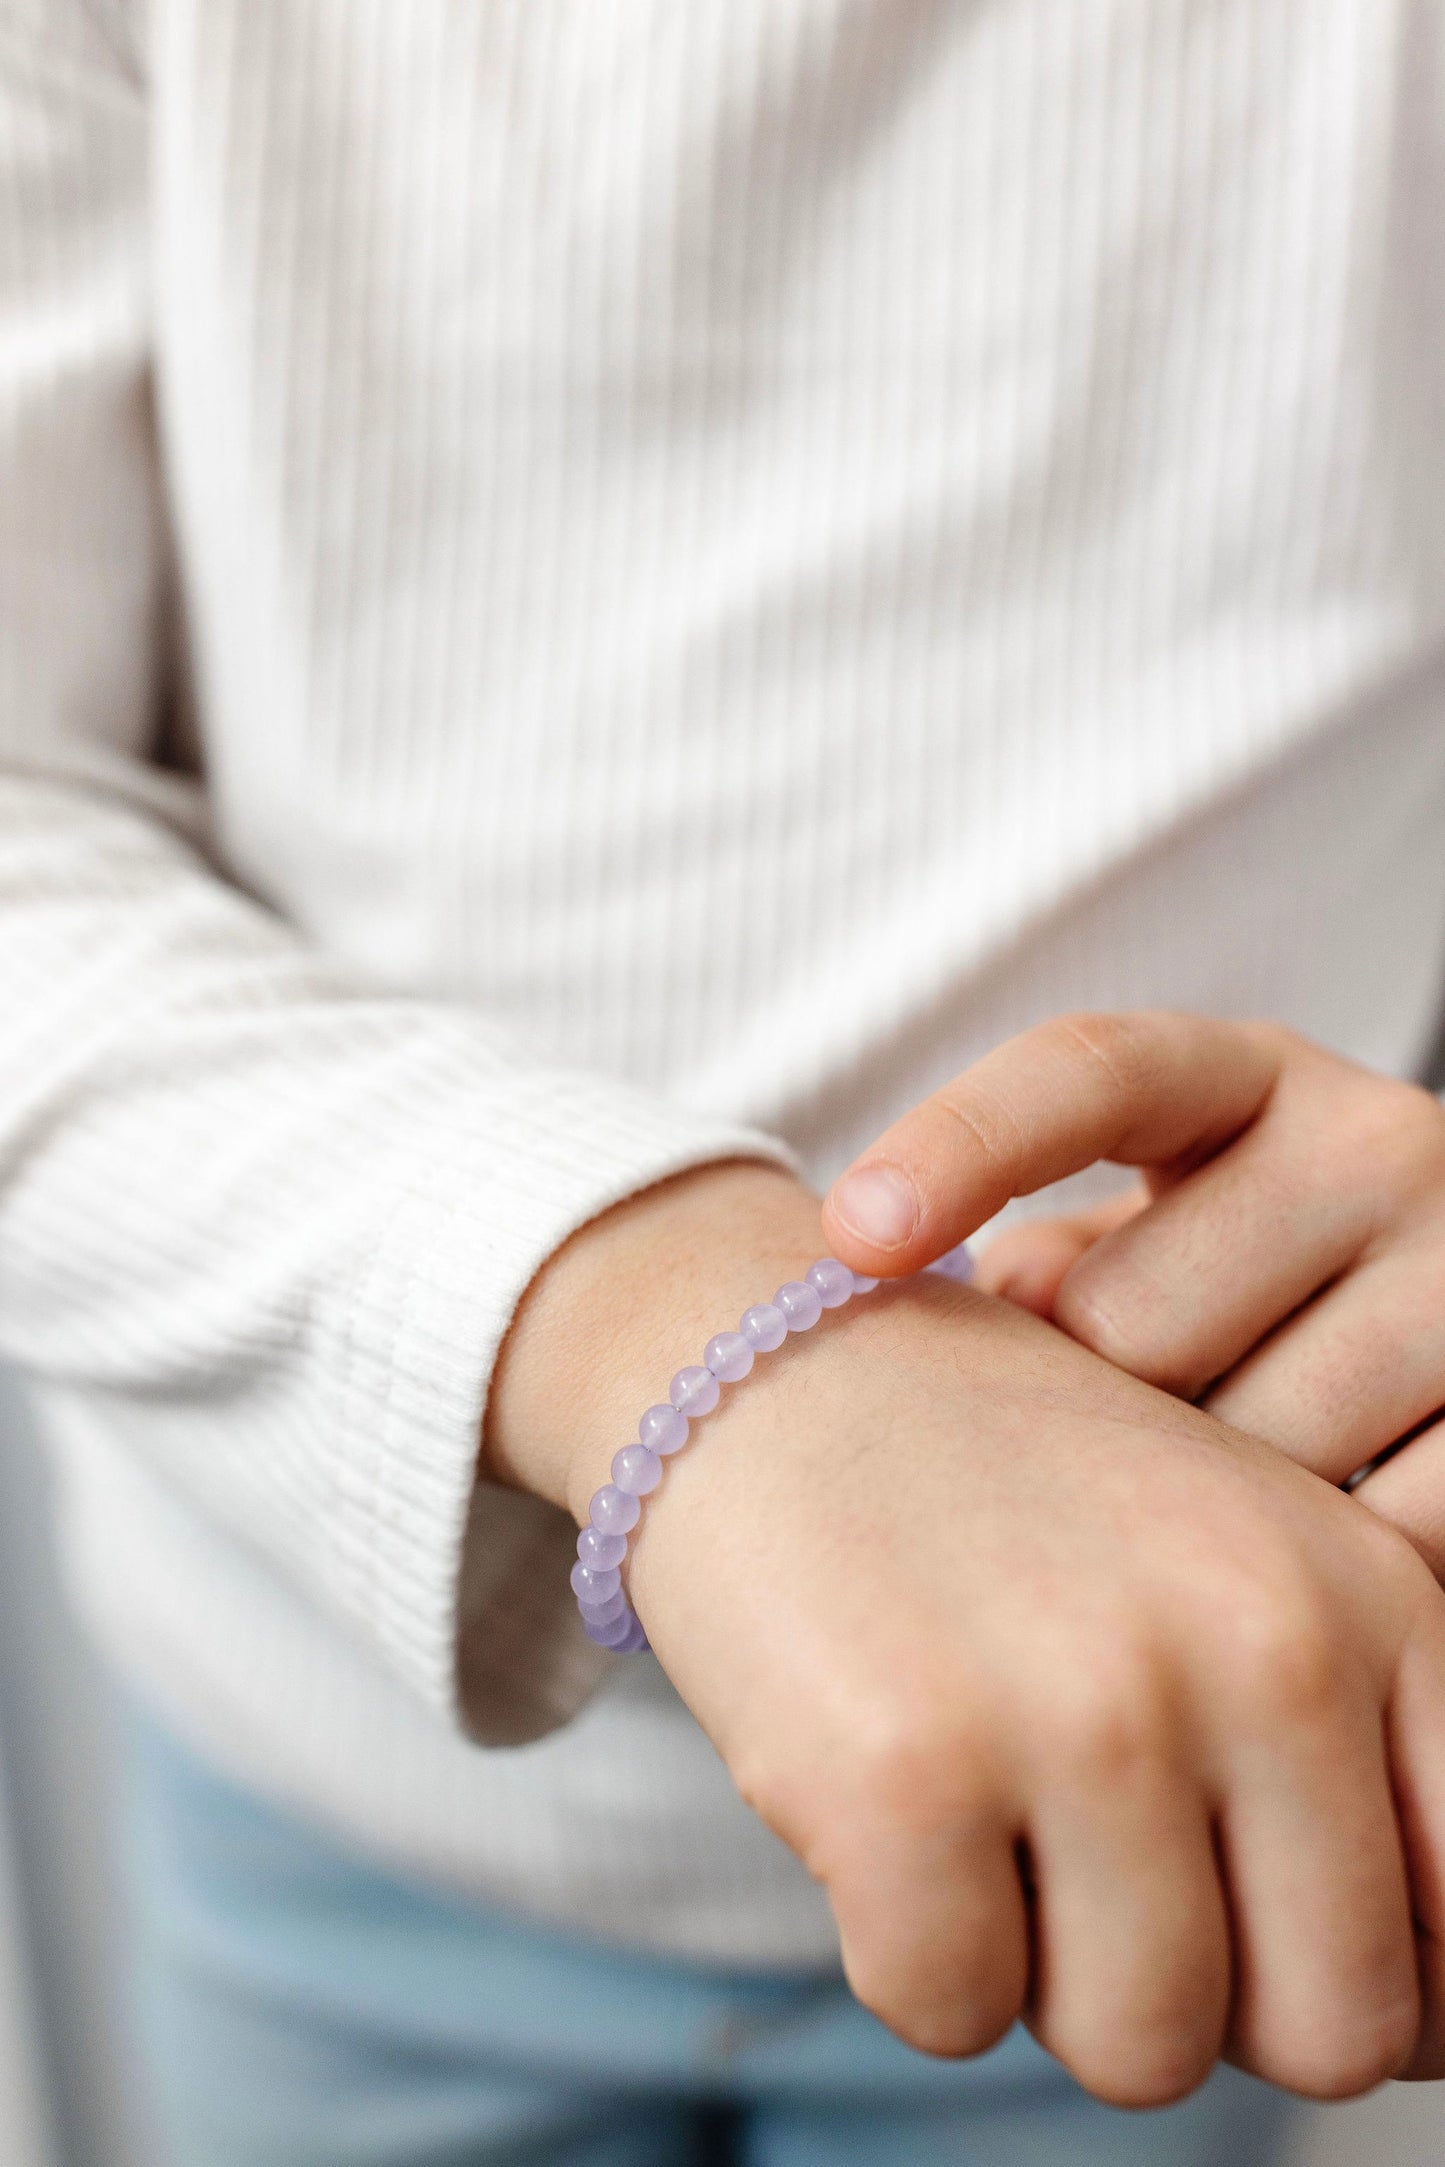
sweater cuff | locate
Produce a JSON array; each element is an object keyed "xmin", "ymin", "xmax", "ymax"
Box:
[{"xmin": 330, "ymin": 1066, "xmax": 803, "ymax": 1747}]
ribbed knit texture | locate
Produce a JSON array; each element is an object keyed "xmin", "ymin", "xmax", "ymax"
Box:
[{"xmin": 4, "ymin": 0, "xmax": 1445, "ymax": 1960}]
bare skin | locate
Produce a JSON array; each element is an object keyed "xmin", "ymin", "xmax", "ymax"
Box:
[
  {"xmin": 487, "ymin": 1157, "xmax": 1445, "ymax": 2107},
  {"xmin": 819, "ymin": 1011, "xmax": 1445, "ymax": 1570}
]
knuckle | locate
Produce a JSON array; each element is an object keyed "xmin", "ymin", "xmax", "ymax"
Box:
[
  {"xmin": 1355, "ymin": 1994, "xmax": 1422, "ymax": 2091},
  {"xmin": 1218, "ymin": 1574, "xmax": 1342, "ymax": 1725},
  {"xmin": 1051, "ymin": 1271, "xmax": 1130, "ymax": 1363},
  {"xmin": 845, "ymin": 1692, "xmax": 990, "ymax": 1837},
  {"xmin": 931, "ymin": 1086, "xmax": 1021, "ymax": 1189},
  {"xmin": 1064, "ymin": 2031, "xmax": 1216, "ymax": 2111},
  {"xmin": 1346, "ymin": 1077, "xmax": 1445, "ymax": 1191},
  {"xmin": 1047, "ymin": 1010, "xmax": 1159, "ymax": 1100},
  {"xmin": 846, "ymin": 1966, "xmax": 1016, "ymax": 2064},
  {"xmin": 1053, "ymin": 1267, "xmax": 1187, "ymax": 1388},
  {"xmin": 1255, "ymin": 2002, "xmax": 1417, "ymax": 2101},
  {"xmin": 1041, "ymin": 1933, "xmax": 1228, "ymax": 2109},
  {"xmin": 1041, "ymin": 1643, "xmax": 1176, "ymax": 1786},
  {"xmin": 742, "ymin": 1673, "xmax": 1006, "ymax": 1900},
  {"xmin": 901, "ymin": 2005, "xmax": 1015, "ymax": 2063}
]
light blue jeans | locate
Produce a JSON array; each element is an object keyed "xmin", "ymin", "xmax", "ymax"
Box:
[{"xmin": 117, "ymin": 1711, "xmax": 1298, "ymax": 2167}]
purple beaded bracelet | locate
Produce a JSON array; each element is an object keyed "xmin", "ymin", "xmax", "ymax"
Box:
[{"xmin": 571, "ymin": 1241, "xmax": 975, "ymax": 1653}]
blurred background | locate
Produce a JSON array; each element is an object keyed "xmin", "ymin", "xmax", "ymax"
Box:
[{"xmin": 0, "ymin": 1366, "xmax": 1438, "ymax": 2167}]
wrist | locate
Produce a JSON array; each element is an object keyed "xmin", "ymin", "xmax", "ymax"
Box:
[{"xmin": 483, "ymin": 1158, "xmax": 824, "ymax": 1518}]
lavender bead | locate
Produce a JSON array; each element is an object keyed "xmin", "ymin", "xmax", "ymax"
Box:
[
  {"xmin": 614, "ymin": 1614, "xmax": 650, "ymax": 1655},
  {"xmin": 639, "ymin": 1402, "xmax": 689, "ymax": 1456},
  {"xmin": 570, "ymin": 1560, "xmax": 621, "ymax": 1603},
  {"xmin": 584, "ymin": 1606, "xmax": 637, "ymax": 1648},
  {"xmin": 578, "ymin": 1588, "xmax": 628, "ymax": 1626},
  {"xmin": 670, "ymin": 1365, "xmax": 720, "ymax": 1418},
  {"xmin": 774, "ymin": 1280, "xmax": 823, "ymax": 1331},
  {"xmin": 589, "ymin": 1483, "xmax": 641, "ymax": 1536},
  {"xmin": 927, "ymin": 1241, "xmax": 975, "ymax": 1285},
  {"xmin": 572, "ymin": 1236, "xmax": 899, "ymax": 1650},
  {"xmin": 576, "ymin": 1525, "xmax": 628, "ymax": 1571},
  {"xmin": 704, "ymin": 1329, "xmax": 754, "ymax": 1383},
  {"xmin": 740, "ymin": 1302, "xmax": 787, "ymax": 1353},
  {"xmin": 806, "ymin": 1257, "xmax": 854, "ymax": 1309},
  {"xmin": 612, "ymin": 1443, "xmax": 663, "ymax": 1496}
]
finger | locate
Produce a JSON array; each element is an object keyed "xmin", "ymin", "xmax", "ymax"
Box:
[
  {"xmin": 1205, "ymin": 1244, "xmax": 1445, "ymax": 1485},
  {"xmin": 829, "ymin": 1814, "xmax": 1031, "ymax": 2060},
  {"xmin": 1051, "ymin": 1089, "xmax": 1381, "ymax": 1400},
  {"xmin": 1216, "ymin": 1671, "xmax": 1419, "ymax": 2097},
  {"xmin": 1381, "ymin": 1599, "xmax": 1445, "ymax": 2077},
  {"xmin": 974, "ymin": 1192, "xmax": 1147, "ymax": 1317},
  {"xmin": 822, "ymin": 1011, "xmax": 1280, "ymax": 1277},
  {"xmin": 1356, "ymin": 1417, "xmax": 1445, "ymax": 1580},
  {"xmin": 1024, "ymin": 1732, "xmax": 1230, "ymax": 2105}
]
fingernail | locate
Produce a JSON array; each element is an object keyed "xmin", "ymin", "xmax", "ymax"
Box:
[{"xmin": 830, "ymin": 1165, "xmax": 918, "ymax": 1251}]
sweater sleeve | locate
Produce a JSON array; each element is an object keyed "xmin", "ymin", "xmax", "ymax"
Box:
[{"xmin": 0, "ymin": 2, "xmax": 800, "ymax": 1745}]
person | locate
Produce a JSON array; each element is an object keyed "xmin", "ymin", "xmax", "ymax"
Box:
[{"xmin": 3, "ymin": 2, "xmax": 1445, "ymax": 2161}]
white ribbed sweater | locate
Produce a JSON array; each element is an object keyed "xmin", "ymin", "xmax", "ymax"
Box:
[{"xmin": 5, "ymin": 0, "xmax": 1445, "ymax": 1962}]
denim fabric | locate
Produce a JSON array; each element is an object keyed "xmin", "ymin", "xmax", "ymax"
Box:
[{"xmin": 116, "ymin": 1710, "xmax": 1298, "ymax": 2167}]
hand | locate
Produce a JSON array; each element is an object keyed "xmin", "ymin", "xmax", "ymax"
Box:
[
  {"xmin": 818, "ymin": 1013, "xmax": 1445, "ymax": 1571},
  {"xmin": 489, "ymin": 1160, "xmax": 1445, "ymax": 2104}
]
